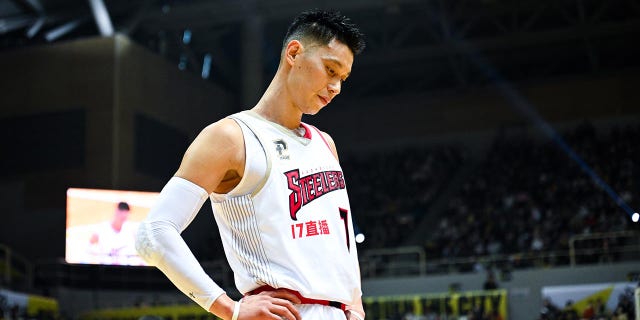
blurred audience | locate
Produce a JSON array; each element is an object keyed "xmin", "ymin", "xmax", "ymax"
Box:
[
  {"xmin": 342, "ymin": 145, "xmax": 464, "ymax": 249},
  {"xmin": 537, "ymin": 286, "xmax": 637, "ymax": 320},
  {"xmin": 423, "ymin": 121, "xmax": 639, "ymax": 269}
]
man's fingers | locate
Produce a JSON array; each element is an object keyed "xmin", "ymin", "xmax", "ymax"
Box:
[
  {"xmin": 271, "ymin": 297, "xmax": 302, "ymax": 320},
  {"xmin": 269, "ymin": 303, "xmax": 301, "ymax": 320},
  {"xmin": 241, "ymin": 294, "xmax": 302, "ymax": 320},
  {"xmin": 262, "ymin": 289, "xmax": 302, "ymax": 304}
]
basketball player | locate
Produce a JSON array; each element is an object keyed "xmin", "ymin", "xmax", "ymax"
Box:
[
  {"xmin": 135, "ymin": 9, "xmax": 366, "ymax": 320},
  {"xmin": 88, "ymin": 201, "xmax": 140, "ymax": 265}
]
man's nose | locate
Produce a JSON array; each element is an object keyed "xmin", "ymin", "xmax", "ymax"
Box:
[{"xmin": 328, "ymin": 79, "xmax": 341, "ymax": 96}]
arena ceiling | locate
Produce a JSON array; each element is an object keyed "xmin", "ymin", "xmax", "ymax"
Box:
[{"xmin": 2, "ymin": 0, "xmax": 640, "ymax": 103}]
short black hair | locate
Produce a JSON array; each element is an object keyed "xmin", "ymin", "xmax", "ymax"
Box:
[
  {"xmin": 283, "ymin": 9, "xmax": 366, "ymax": 55},
  {"xmin": 117, "ymin": 201, "xmax": 130, "ymax": 211}
]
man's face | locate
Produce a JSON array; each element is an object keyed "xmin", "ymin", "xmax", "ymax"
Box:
[
  {"xmin": 114, "ymin": 208, "xmax": 130, "ymax": 224},
  {"xmin": 286, "ymin": 38, "xmax": 354, "ymax": 115}
]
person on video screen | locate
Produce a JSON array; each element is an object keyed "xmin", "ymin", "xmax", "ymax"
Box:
[{"xmin": 88, "ymin": 201, "xmax": 141, "ymax": 265}]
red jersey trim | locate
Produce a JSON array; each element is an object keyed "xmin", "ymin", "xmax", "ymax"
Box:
[
  {"xmin": 246, "ymin": 285, "xmax": 347, "ymax": 311},
  {"xmin": 308, "ymin": 124, "xmax": 333, "ymax": 153},
  {"xmin": 299, "ymin": 122, "xmax": 313, "ymax": 140}
]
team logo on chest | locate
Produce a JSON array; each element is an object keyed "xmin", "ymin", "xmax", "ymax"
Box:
[
  {"xmin": 284, "ymin": 169, "xmax": 346, "ymax": 220},
  {"xmin": 273, "ymin": 139, "xmax": 290, "ymax": 160}
]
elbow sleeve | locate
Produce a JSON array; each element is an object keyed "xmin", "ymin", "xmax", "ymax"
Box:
[{"xmin": 135, "ymin": 177, "xmax": 225, "ymax": 311}]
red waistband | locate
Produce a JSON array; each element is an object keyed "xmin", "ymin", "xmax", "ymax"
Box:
[{"xmin": 245, "ymin": 285, "xmax": 347, "ymax": 311}]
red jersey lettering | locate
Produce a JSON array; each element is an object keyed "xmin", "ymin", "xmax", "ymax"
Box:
[{"xmin": 284, "ymin": 169, "xmax": 346, "ymax": 220}]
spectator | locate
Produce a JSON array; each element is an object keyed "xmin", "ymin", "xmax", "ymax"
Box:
[
  {"xmin": 540, "ymin": 298, "xmax": 561, "ymax": 320},
  {"xmin": 612, "ymin": 306, "xmax": 628, "ymax": 320},
  {"xmin": 483, "ymin": 271, "xmax": 499, "ymax": 290},
  {"xmin": 562, "ymin": 300, "xmax": 579, "ymax": 320}
]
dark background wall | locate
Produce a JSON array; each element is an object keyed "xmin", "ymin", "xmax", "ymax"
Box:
[
  {"xmin": 0, "ymin": 35, "xmax": 234, "ymax": 261},
  {"xmin": 0, "ymin": 33, "xmax": 638, "ymax": 270},
  {"xmin": 311, "ymin": 70, "xmax": 640, "ymax": 153}
]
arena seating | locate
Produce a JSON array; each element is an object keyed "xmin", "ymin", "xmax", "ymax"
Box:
[{"xmin": 342, "ymin": 121, "xmax": 640, "ymax": 271}]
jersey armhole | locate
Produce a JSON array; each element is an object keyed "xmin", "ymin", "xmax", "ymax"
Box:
[
  {"xmin": 308, "ymin": 124, "xmax": 337, "ymax": 160},
  {"xmin": 210, "ymin": 117, "xmax": 271, "ymax": 200}
]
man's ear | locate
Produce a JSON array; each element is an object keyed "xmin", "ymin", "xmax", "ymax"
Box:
[{"xmin": 285, "ymin": 40, "xmax": 303, "ymax": 66}]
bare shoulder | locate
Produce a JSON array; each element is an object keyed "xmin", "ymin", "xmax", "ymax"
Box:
[
  {"xmin": 199, "ymin": 118, "xmax": 244, "ymax": 145},
  {"xmin": 174, "ymin": 118, "xmax": 245, "ymax": 194},
  {"xmin": 317, "ymin": 129, "xmax": 340, "ymax": 162}
]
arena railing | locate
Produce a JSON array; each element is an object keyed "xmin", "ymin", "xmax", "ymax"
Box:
[
  {"xmin": 360, "ymin": 246, "xmax": 427, "ymax": 278},
  {"xmin": 569, "ymin": 230, "xmax": 640, "ymax": 266},
  {"xmin": 0, "ymin": 243, "xmax": 34, "ymax": 289},
  {"xmin": 359, "ymin": 231, "xmax": 640, "ymax": 278},
  {"xmin": 25, "ymin": 231, "xmax": 640, "ymax": 287}
]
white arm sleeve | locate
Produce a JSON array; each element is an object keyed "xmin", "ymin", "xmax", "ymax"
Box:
[{"xmin": 135, "ymin": 176, "xmax": 225, "ymax": 311}]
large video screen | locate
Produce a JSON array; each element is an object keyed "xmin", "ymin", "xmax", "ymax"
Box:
[{"xmin": 65, "ymin": 188, "xmax": 159, "ymax": 266}]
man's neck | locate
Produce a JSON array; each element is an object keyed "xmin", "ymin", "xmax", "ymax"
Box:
[
  {"xmin": 252, "ymin": 74, "xmax": 303, "ymax": 130},
  {"xmin": 111, "ymin": 220, "xmax": 123, "ymax": 233}
]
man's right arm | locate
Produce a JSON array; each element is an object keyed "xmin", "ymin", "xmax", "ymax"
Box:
[
  {"xmin": 135, "ymin": 119, "xmax": 302, "ymax": 320},
  {"xmin": 135, "ymin": 119, "xmax": 243, "ymax": 313}
]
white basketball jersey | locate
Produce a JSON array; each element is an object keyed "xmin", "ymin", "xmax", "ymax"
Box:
[{"xmin": 209, "ymin": 110, "xmax": 361, "ymax": 304}]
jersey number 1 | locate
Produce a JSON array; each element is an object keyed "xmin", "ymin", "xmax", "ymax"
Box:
[{"xmin": 339, "ymin": 208, "xmax": 350, "ymax": 251}]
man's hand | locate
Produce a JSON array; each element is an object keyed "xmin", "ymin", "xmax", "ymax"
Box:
[
  {"xmin": 89, "ymin": 233, "xmax": 99, "ymax": 244},
  {"xmin": 210, "ymin": 290, "xmax": 302, "ymax": 320},
  {"xmin": 346, "ymin": 309, "xmax": 365, "ymax": 320},
  {"xmin": 345, "ymin": 295, "xmax": 365, "ymax": 320}
]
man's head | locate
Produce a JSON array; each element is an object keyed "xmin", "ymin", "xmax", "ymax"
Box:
[
  {"xmin": 117, "ymin": 201, "xmax": 130, "ymax": 213},
  {"xmin": 280, "ymin": 10, "xmax": 365, "ymax": 115},
  {"xmin": 113, "ymin": 201, "xmax": 130, "ymax": 228},
  {"xmin": 282, "ymin": 9, "xmax": 365, "ymax": 56}
]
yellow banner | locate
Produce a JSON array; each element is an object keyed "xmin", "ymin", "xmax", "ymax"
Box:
[
  {"xmin": 80, "ymin": 304, "xmax": 220, "ymax": 320},
  {"xmin": 363, "ymin": 289, "xmax": 508, "ymax": 319},
  {"xmin": 27, "ymin": 294, "xmax": 59, "ymax": 317}
]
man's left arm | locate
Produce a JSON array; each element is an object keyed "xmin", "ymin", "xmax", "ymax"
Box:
[{"xmin": 319, "ymin": 130, "xmax": 365, "ymax": 320}]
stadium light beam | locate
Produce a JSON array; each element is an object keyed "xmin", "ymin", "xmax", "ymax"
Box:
[
  {"xmin": 26, "ymin": 17, "xmax": 44, "ymax": 38},
  {"xmin": 0, "ymin": 16, "xmax": 33, "ymax": 34},
  {"xmin": 448, "ymin": 37, "xmax": 638, "ymax": 219},
  {"xmin": 44, "ymin": 18, "xmax": 83, "ymax": 42},
  {"xmin": 88, "ymin": 0, "xmax": 114, "ymax": 36},
  {"xmin": 24, "ymin": 0, "xmax": 44, "ymax": 13},
  {"xmin": 202, "ymin": 53, "xmax": 212, "ymax": 79},
  {"xmin": 353, "ymin": 223, "xmax": 364, "ymax": 243},
  {"xmin": 182, "ymin": 29, "xmax": 192, "ymax": 44}
]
